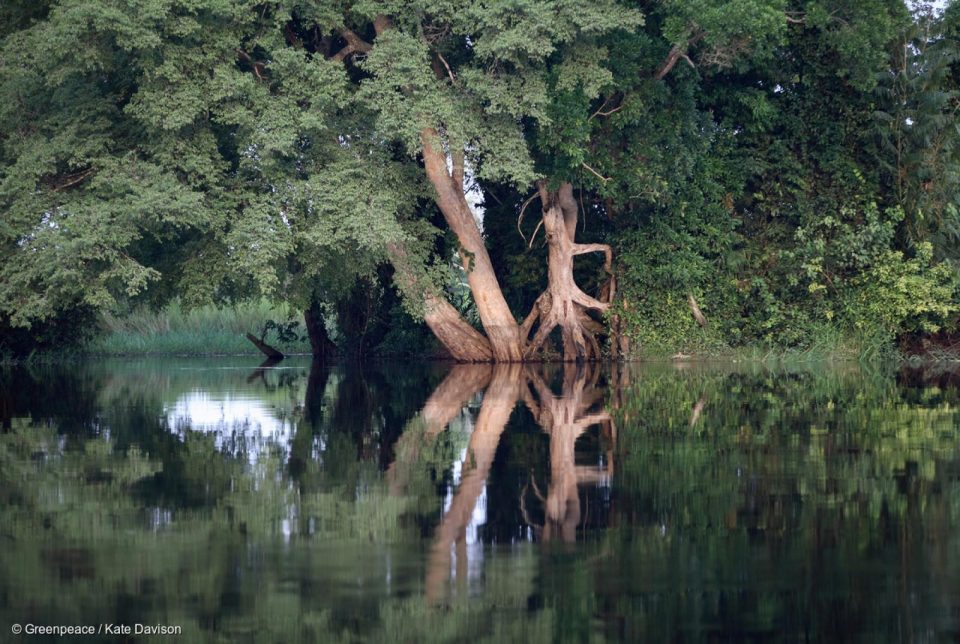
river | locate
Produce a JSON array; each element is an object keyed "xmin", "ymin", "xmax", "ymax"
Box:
[{"xmin": 1, "ymin": 357, "xmax": 959, "ymax": 641}]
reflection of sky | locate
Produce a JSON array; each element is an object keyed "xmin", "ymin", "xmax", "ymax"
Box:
[
  {"xmin": 442, "ymin": 411, "xmax": 487, "ymax": 587},
  {"xmin": 165, "ymin": 391, "xmax": 293, "ymax": 464}
]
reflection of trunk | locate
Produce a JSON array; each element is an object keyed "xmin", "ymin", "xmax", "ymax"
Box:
[
  {"xmin": 521, "ymin": 183, "xmax": 615, "ymax": 362},
  {"xmin": 521, "ymin": 363, "xmax": 614, "ymax": 543},
  {"xmin": 387, "ymin": 362, "xmax": 616, "ymax": 602},
  {"xmin": 290, "ymin": 359, "xmax": 329, "ymax": 483},
  {"xmin": 425, "ymin": 364, "xmax": 522, "ymax": 602},
  {"xmin": 246, "ymin": 356, "xmax": 283, "ymax": 384},
  {"xmin": 386, "ymin": 364, "xmax": 492, "ymax": 495},
  {"xmin": 304, "ymin": 302, "xmax": 336, "ymax": 360}
]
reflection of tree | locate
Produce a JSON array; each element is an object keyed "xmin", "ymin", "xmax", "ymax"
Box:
[
  {"xmin": 425, "ymin": 365, "xmax": 523, "ymax": 602},
  {"xmin": 520, "ymin": 363, "xmax": 615, "ymax": 544},
  {"xmin": 415, "ymin": 362, "xmax": 617, "ymax": 602},
  {"xmin": 387, "ymin": 364, "xmax": 492, "ymax": 496}
]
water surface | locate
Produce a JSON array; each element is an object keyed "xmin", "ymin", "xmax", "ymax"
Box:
[{"xmin": 2, "ymin": 357, "xmax": 959, "ymax": 642}]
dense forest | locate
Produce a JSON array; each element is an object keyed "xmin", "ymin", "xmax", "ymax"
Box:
[{"xmin": 1, "ymin": 0, "xmax": 959, "ymax": 361}]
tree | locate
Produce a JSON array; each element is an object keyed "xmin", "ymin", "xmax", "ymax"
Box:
[{"xmin": 2, "ymin": 0, "xmax": 957, "ymax": 361}]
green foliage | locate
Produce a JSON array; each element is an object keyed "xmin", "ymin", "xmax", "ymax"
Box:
[
  {"xmin": 607, "ymin": 1, "xmax": 960, "ymax": 355},
  {"xmin": 872, "ymin": 5, "xmax": 960, "ymax": 260},
  {"xmin": 1, "ymin": 0, "xmax": 959, "ymax": 357}
]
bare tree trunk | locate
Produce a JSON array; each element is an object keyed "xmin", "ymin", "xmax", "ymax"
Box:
[
  {"xmin": 521, "ymin": 182, "xmax": 615, "ymax": 362},
  {"xmin": 245, "ymin": 333, "xmax": 284, "ymax": 360},
  {"xmin": 386, "ymin": 242, "xmax": 493, "ymax": 362},
  {"xmin": 421, "ymin": 129, "xmax": 523, "ymax": 362}
]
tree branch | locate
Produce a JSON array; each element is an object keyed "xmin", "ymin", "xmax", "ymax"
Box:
[
  {"xmin": 581, "ymin": 161, "xmax": 610, "ymax": 183},
  {"xmin": 572, "ymin": 243, "xmax": 613, "ymax": 274},
  {"xmin": 49, "ymin": 167, "xmax": 96, "ymax": 192},
  {"xmin": 588, "ymin": 93, "xmax": 624, "ymax": 121},
  {"xmin": 235, "ymin": 48, "xmax": 266, "ymax": 80},
  {"xmin": 437, "ymin": 51, "xmax": 457, "ymax": 85},
  {"xmin": 654, "ymin": 31, "xmax": 705, "ymax": 80},
  {"xmin": 331, "ymin": 28, "xmax": 372, "ymax": 62}
]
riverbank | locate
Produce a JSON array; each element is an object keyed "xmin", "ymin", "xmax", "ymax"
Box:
[{"xmin": 6, "ymin": 303, "xmax": 957, "ymax": 366}]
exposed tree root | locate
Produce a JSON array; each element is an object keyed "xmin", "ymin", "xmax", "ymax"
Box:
[{"xmin": 520, "ymin": 182, "xmax": 617, "ymax": 362}]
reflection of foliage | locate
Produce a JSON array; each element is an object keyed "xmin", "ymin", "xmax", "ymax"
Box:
[
  {"xmin": 606, "ymin": 364, "xmax": 960, "ymax": 639},
  {"xmin": 4, "ymin": 360, "xmax": 960, "ymax": 640}
]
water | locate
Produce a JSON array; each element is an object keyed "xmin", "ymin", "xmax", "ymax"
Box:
[{"xmin": 2, "ymin": 357, "xmax": 960, "ymax": 642}]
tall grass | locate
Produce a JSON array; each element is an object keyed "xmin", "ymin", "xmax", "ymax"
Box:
[{"xmin": 86, "ymin": 300, "xmax": 313, "ymax": 356}]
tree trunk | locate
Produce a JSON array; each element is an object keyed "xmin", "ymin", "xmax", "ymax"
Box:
[
  {"xmin": 521, "ymin": 182, "xmax": 615, "ymax": 362},
  {"xmin": 386, "ymin": 241, "xmax": 493, "ymax": 362},
  {"xmin": 424, "ymin": 294, "xmax": 494, "ymax": 362},
  {"xmin": 304, "ymin": 303, "xmax": 337, "ymax": 360},
  {"xmin": 420, "ymin": 129, "xmax": 523, "ymax": 362},
  {"xmin": 245, "ymin": 333, "xmax": 284, "ymax": 360}
]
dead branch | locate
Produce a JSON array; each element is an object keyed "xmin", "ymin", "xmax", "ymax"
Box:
[
  {"xmin": 581, "ymin": 161, "xmax": 610, "ymax": 183},
  {"xmin": 688, "ymin": 294, "xmax": 707, "ymax": 327}
]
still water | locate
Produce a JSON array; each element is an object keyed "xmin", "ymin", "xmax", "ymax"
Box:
[{"xmin": 2, "ymin": 357, "xmax": 960, "ymax": 642}]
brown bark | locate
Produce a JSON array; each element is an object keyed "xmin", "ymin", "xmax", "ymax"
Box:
[
  {"xmin": 424, "ymin": 294, "xmax": 494, "ymax": 362},
  {"xmin": 386, "ymin": 241, "xmax": 493, "ymax": 362},
  {"xmin": 687, "ymin": 294, "xmax": 707, "ymax": 327},
  {"xmin": 331, "ymin": 28, "xmax": 372, "ymax": 62},
  {"xmin": 655, "ymin": 31, "xmax": 705, "ymax": 80},
  {"xmin": 420, "ymin": 129, "xmax": 523, "ymax": 362},
  {"xmin": 522, "ymin": 182, "xmax": 615, "ymax": 362}
]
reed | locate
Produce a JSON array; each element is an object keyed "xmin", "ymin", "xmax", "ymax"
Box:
[{"xmin": 87, "ymin": 300, "xmax": 312, "ymax": 356}]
